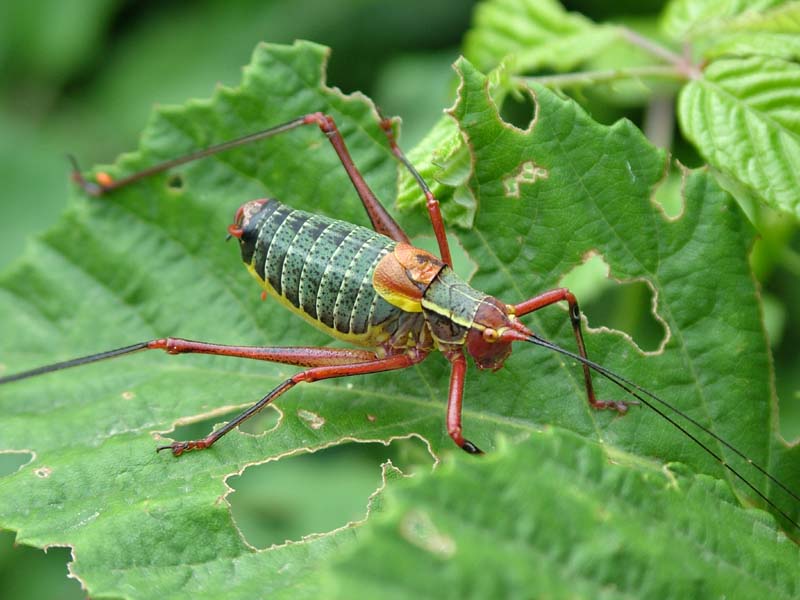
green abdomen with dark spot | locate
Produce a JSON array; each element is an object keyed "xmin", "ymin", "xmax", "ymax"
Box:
[{"xmin": 239, "ymin": 199, "xmax": 406, "ymax": 344}]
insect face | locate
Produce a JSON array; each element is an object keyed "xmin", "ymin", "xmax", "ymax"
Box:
[
  {"xmin": 229, "ymin": 199, "xmax": 272, "ymax": 260},
  {"xmin": 465, "ymin": 297, "xmax": 529, "ymax": 371}
]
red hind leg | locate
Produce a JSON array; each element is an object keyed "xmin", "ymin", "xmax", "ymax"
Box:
[
  {"xmin": 70, "ymin": 113, "xmax": 412, "ymax": 244},
  {"xmin": 159, "ymin": 349, "xmax": 428, "ymax": 456}
]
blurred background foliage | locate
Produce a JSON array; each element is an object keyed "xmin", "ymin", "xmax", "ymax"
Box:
[{"xmin": 0, "ymin": 0, "xmax": 797, "ymax": 597}]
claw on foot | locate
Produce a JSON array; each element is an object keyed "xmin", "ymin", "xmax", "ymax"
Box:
[
  {"xmin": 592, "ymin": 400, "xmax": 639, "ymax": 414},
  {"xmin": 156, "ymin": 440, "xmax": 208, "ymax": 456},
  {"xmin": 461, "ymin": 439, "xmax": 484, "ymax": 455}
]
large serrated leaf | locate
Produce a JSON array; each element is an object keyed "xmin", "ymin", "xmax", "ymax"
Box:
[
  {"xmin": 0, "ymin": 42, "xmax": 797, "ymax": 597},
  {"xmin": 0, "ymin": 40, "xmax": 414, "ymax": 599},
  {"xmin": 678, "ymin": 56, "xmax": 800, "ymax": 216},
  {"xmin": 324, "ymin": 431, "xmax": 800, "ymax": 599},
  {"xmin": 446, "ymin": 56, "xmax": 799, "ymax": 525}
]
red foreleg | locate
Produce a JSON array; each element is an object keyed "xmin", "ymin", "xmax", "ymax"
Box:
[
  {"xmin": 514, "ymin": 288, "xmax": 633, "ymax": 413},
  {"xmin": 445, "ymin": 350, "xmax": 482, "ymax": 454}
]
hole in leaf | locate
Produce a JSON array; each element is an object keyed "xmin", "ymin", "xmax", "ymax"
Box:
[
  {"xmin": 502, "ymin": 160, "xmax": 549, "ymax": 198},
  {"xmin": 167, "ymin": 173, "xmax": 183, "ymax": 189},
  {"xmin": 559, "ymin": 254, "xmax": 666, "ymax": 353},
  {"xmin": 228, "ymin": 438, "xmax": 427, "ymax": 549},
  {"xmin": 237, "ymin": 405, "xmax": 281, "ymax": 435},
  {"xmin": 161, "ymin": 415, "xmax": 220, "ymax": 445},
  {"xmin": 500, "ymin": 92, "xmax": 535, "ymax": 131},
  {"xmin": 652, "ymin": 171, "xmax": 684, "ymax": 219},
  {"xmin": 762, "ymin": 227, "xmax": 800, "ymax": 442},
  {"xmin": 0, "ymin": 531, "xmax": 84, "ymax": 599},
  {"xmin": 160, "ymin": 404, "xmax": 280, "ymax": 443},
  {"xmin": 0, "ymin": 452, "xmax": 32, "ymax": 476}
]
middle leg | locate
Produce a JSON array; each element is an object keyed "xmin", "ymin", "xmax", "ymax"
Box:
[{"xmin": 514, "ymin": 288, "xmax": 633, "ymax": 413}]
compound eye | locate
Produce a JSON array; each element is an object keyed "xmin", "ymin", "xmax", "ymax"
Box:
[
  {"xmin": 233, "ymin": 205, "xmax": 245, "ymax": 227},
  {"xmin": 227, "ymin": 205, "xmax": 247, "ymax": 239},
  {"xmin": 482, "ymin": 328, "xmax": 499, "ymax": 343}
]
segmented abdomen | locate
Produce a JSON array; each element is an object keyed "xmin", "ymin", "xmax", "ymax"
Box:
[{"xmin": 248, "ymin": 199, "xmax": 403, "ymax": 340}]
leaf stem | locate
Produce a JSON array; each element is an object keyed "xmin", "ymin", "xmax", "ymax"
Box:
[
  {"xmin": 519, "ymin": 65, "xmax": 686, "ymax": 89},
  {"xmin": 643, "ymin": 95, "xmax": 676, "ymax": 151},
  {"xmin": 619, "ymin": 26, "xmax": 702, "ymax": 79},
  {"xmin": 619, "ymin": 27, "xmax": 683, "ymax": 65}
]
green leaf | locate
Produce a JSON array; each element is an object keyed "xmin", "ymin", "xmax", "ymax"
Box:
[
  {"xmin": 0, "ymin": 42, "xmax": 797, "ymax": 598},
  {"xmin": 325, "ymin": 431, "xmax": 800, "ymax": 599},
  {"xmin": 447, "ymin": 56, "xmax": 799, "ymax": 524},
  {"xmin": 396, "ymin": 114, "xmax": 474, "ymax": 228},
  {"xmin": 0, "ymin": 40, "xmax": 410, "ymax": 599},
  {"xmin": 704, "ymin": 32, "xmax": 800, "ymax": 61},
  {"xmin": 711, "ymin": 0, "xmax": 800, "ymax": 33},
  {"xmin": 463, "ymin": 1, "xmax": 681, "ymax": 109},
  {"xmin": 670, "ymin": 1, "xmax": 800, "ymax": 60},
  {"xmin": 678, "ymin": 56, "xmax": 800, "ymax": 216},
  {"xmin": 463, "ymin": 0, "xmax": 618, "ymax": 73},
  {"xmin": 661, "ymin": 0, "xmax": 787, "ymax": 40}
]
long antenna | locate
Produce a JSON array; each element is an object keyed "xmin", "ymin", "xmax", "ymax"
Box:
[{"xmin": 526, "ymin": 333, "xmax": 800, "ymax": 532}]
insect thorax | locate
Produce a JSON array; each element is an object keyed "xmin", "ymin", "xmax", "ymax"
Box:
[{"xmin": 421, "ymin": 268, "xmax": 488, "ymax": 351}]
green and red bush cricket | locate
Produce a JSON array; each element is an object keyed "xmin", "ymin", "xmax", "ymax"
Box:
[{"xmin": 1, "ymin": 64, "xmax": 799, "ymax": 540}]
